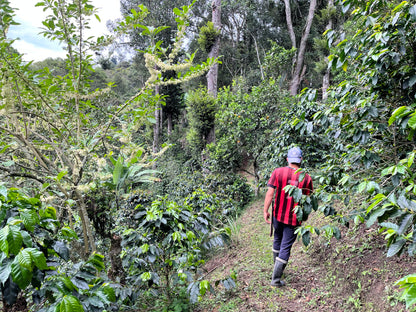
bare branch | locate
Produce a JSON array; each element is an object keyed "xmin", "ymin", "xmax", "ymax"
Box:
[{"xmin": 0, "ymin": 165, "xmax": 45, "ymax": 184}]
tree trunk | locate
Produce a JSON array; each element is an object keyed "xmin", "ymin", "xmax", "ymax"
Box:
[
  {"xmin": 253, "ymin": 158, "xmax": 260, "ymax": 197},
  {"xmin": 286, "ymin": 0, "xmax": 318, "ymax": 96},
  {"xmin": 74, "ymin": 190, "xmax": 96, "ymax": 257},
  {"xmin": 206, "ymin": 126, "xmax": 216, "ymax": 146},
  {"xmin": 108, "ymin": 234, "xmax": 126, "ymax": 284},
  {"xmin": 206, "ymin": 0, "xmax": 221, "ymax": 145},
  {"xmin": 159, "ymin": 100, "xmax": 163, "ymax": 136},
  {"xmin": 284, "ymin": 0, "xmax": 297, "ymax": 80},
  {"xmin": 167, "ymin": 113, "xmax": 172, "ymax": 136},
  {"xmin": 207, "ymin": 0, "xmax": 221, "ymax": 98},
  {"xmin": 322, "ymin": 67, "xmax": 331, "ymax": 101},
  {"xmin": 284, "ymin": 0, "xmax": 297, "ymax": 49},
  {"xmin": 322, "ymin": 0, "xmax": 334, "ymax": 101},
  {"xmin": 153, "ymin": 85, "xmax": 160, "ymax": 153},
  {"xmin": 252, "ymin": 34, "xmax": 264, "ymax": 81}
]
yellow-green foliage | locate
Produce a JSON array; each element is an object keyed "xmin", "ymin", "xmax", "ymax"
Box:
[
  {"xmin": 197, "ymin": 21, "xmax": 221, "ymax": 52},
  {"xmin": 186, "ymin": 87, "xmax": 216, "ymax": 154}
]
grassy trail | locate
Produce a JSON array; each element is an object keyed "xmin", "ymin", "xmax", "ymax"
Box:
[{"xmin": 196, "ymin": 195, "xmax": 416, "ymax": 312}]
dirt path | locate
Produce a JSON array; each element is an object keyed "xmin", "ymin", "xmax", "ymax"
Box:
[{"xmin": 196, "ymin": 196, "xmax": 416, "ymax": 312}]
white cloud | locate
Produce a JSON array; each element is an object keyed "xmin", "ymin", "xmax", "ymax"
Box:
[
  {"xmin": 12, "ymin": 40, "xmax": 66, "ymax": 61},
  {"xmin": 92, "ymin": 1, "xmax": 121, "ymax": 35},
  {"xmin": 8, "ymin": 0, "xmax": 121, "ymax": 62}
]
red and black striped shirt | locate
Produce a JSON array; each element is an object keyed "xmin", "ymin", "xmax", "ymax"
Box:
[{"xmin": 267, "ymin": 166, "xmax": 313, "ymax": 226}]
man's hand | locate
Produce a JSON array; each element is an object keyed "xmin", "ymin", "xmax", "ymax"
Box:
[
  {"xmin": 264, "ymin": 210, "xmax": 271, "ymax": 224},
  {"xmin": 263, "ymin": 187, "xmax": 275, "ymax": 224}
]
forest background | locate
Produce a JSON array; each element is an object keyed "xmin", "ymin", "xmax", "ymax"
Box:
[{"xmin": 1, "ymin": 0, "xmax": 416, "ymax": 311}]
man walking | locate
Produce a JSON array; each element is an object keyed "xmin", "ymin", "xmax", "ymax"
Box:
[{"xmin": 263, "ymin": 147, "xmax": 313, "ymax": 287}]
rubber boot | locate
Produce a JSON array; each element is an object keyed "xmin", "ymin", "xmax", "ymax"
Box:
[
  {"xmin": 272, "ymin": 249, "xmax": 279, "ymax": 264},
  {"xmin": 271, "ymin": 257, "xmax": 287, "ymax": 287}
]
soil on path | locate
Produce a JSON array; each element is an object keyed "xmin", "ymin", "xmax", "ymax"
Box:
[{"xmin": 196, "ymin": 196, "xmax": 416, "ymax": 312}]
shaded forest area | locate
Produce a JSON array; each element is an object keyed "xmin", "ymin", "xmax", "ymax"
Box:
[{"xmin": 1, "ymin": 0, "xmax": 416, "ymax": 311}]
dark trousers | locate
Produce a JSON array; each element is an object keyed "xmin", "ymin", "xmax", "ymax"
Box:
[{"xmin": 273, "ymin": 217, "xmax": 297, "ymax": 262}]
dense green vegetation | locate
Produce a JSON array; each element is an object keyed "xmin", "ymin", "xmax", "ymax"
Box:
[{"xmin": 1, "ymin": 0, "xmax": 416, "ymax": 311}]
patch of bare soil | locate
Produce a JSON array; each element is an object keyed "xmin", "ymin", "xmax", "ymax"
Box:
[{"xmin": 196, "ymin": 196, "xmax": 416, "ymax": 312}]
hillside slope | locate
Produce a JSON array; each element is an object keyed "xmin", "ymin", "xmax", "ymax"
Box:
[{"xmin": 196, "ymin": 195, "xmax": 416, "ymax": 312}]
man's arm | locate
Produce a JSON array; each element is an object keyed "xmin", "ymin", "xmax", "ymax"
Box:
[{"xmin": 263, "ymin": 186, "xmax": 275, "ymax": 224}]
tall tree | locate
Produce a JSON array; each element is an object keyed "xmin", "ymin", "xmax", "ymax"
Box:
[
  {"xmin": 322, "ymin": 0, "xmax": 334, "ymax": 100},
  {"xmin": 119, "ymin": 0, "xmax": 189, "ymax": 151},
  {"xmin": 161, "ymin": 71, "xmax": 184, "ymax": 136},
  {"xmin": 284, "ymin": 0, "xmax": 318, "ymax": 95},
  {"xmin": 206, "ymin": 0, "xmax": 221, "ymax": 145},
  {"xmin": 207, "ymin": 0, "xmax": 221, "ymax": 98},
  {"xmin": 213, "ymin": 0, "xmax": 281, "ymax": 87}
]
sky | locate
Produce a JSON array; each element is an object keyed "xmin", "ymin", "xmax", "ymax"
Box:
[{"xmin": 8, "ymin": 0, "xmax": 121, "ymax": 62}]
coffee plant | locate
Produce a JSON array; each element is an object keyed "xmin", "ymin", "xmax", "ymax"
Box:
[
  {"xmin": 0, "ymin": 186, "xmax": 115, "ymax": 311},
  {"xmin": 286, "ymin": 0, "xmax": 416, "ymax": 306},
  {"xmin": 120, "ymin": 195, "xmax": 232, "ymax": 309}
]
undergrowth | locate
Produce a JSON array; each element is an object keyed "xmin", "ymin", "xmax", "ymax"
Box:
[{"xmin": 195, "ymin": 194, "xmax": 416, "ymax": 312}]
